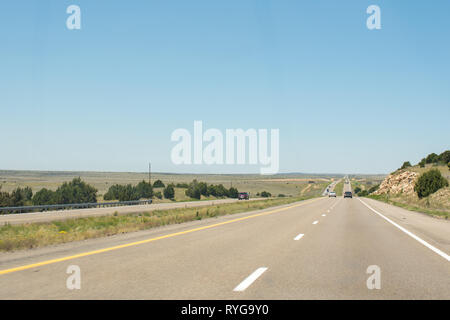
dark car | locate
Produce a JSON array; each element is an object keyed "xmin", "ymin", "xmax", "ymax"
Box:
[
  {"xmin": 344, "ymin": 191, "xmax": 353, "ymax": 198},
  {"xmin": 238, "ymin": 192, "xmax": 249, "ymax": 200}
]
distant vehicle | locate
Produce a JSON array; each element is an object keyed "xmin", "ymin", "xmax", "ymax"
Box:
[
  {"xmin": 344, "ymin": 191, "xmax": 353, "ymax": 198},
  {"xmin": 328, "ymin": 192, "xmax": 336, "ymax": 197},
  {"xmin": 238, "ymin": 192, "xmax": 249, "ymax": 200}
]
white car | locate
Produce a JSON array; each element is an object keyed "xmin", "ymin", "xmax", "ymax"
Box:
[{"xmin": 329, "ymin": 192, "xmax": 336, "ymax": 197}]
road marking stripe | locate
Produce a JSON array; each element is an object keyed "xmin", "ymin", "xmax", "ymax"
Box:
[
  {"xmin": 312, "ymin": 220, "xmax": 319, "ymax": 225},
  {"xmin": 233, "ymin": 267, "xmax": 268, "ymax": 292},
  {"xmin": 329, "ymin": 199, "xmax": 341, "ymax": 210},
  {"xmin": 294, "ymin": 233, "xmax": 304, "ymax": 241},
  {"xmin": 358, "ymin": 199, "xmax": 450, "ymax": 262},
  {"xmin": 0, "ymin": 198, "xmax": 322, "ymax": 276}
]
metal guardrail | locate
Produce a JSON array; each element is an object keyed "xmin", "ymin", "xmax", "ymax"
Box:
[{"xmin": 0, "ymin": 199, "xmax": 152, "ymax": 214}]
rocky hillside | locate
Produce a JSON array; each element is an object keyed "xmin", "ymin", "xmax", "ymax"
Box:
[
  {"xmin": 371, "ymin": 166, "xmax": 449, "ymax": 218},
  {"xmin": 374, "ymin": 170, "xmax": 419, "ymax": 195}
]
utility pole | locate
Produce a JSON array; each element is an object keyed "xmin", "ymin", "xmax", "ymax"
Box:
[{"xmin": 148, "ymin": 162, "xmax": 151, "ymax": 186}]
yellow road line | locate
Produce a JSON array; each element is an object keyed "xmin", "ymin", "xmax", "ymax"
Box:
[{"xmin": 0, "ymin": 197, "xmax": 322, "ymax": 276}]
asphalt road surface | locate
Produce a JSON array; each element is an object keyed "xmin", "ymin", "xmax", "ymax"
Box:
[
  {"xmin": 0, "ymin": 198, "xmax": 263, "ymax": 225},
  {"xmin": 0, "ymin": 184, "xmax": 449, "ymax": 299}
]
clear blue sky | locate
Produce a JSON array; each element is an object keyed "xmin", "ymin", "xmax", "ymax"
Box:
[{"xmin": 1, "ymin": 0, "xmax": 449, "ymax": 174}]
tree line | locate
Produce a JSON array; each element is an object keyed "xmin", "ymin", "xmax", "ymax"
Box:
[
  {"xmin": 184, "ymin": 179, "xmax": 239, "ymax": 200},
  {"xmin": 103, "ymin": 179, "xmax": 242, "ymax": 201},
  {"xmin": 1, "ymin": 177, "xmax": 247, "ymax": 208},
  {"xmin": 399, "ymin": 150, "xmax": 450, "ymax": 171},
  {"xmin": 103, "ymin": 181, "xmax": 153, "ymax": 201},
  {"xmin": 0, "ymin": 178, "xmax": 97, "ymax": 207},
  {"xmin": 418, "ymin": 150, "xmax": 450, "ymax": 168}
]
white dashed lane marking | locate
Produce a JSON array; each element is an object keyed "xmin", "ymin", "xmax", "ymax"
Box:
[{"xmin": 233, "ymin": 267, "xmax": 268, "ymax": 292}]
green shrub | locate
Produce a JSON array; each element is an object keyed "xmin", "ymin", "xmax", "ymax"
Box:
[
  {"xmin": 368, "ymin": 184, "xmax": 380, "ymax": 194},
  {"xmin": 359, "ymin": 190, "xmax": 369, "ymax": 196},
  {"xmin": 118, "ymin": 184, "xmax": 140, "ymax": 201},
  {"xmin": 104, "ymin": 181, "xmax": 152, "ymax": 201},
  {"xmin": 438, "ymin": 150, "xmax": 450, "ymax": 164},
  {"xmin": 32, "ymin": 188, "xmax": 57, "ymax": 205},
  {"xmin": 425, "ymin": 153, "xmax": 439, "ymax": 164},
  {"xmin": 0, "ymin": 186, "xmax": 34, "ymax": 207},
  {"xmin": 54, "ymin": 178, "xmax": 97, "ymax": 204},
  {"xmin": 152, "ymin": 180, "xmax": 165, "ymax": 188},
  {"xmin": 228, "ymin": 187, "xmax": 239, "ymax": 198},
  {"xmin": 154, "ymin": 191, "xmax": 163, "ymax": 199},
  {"xmin": 419, "ymin": 158, "xmax": 426, "ymax": 167},
  {"xmin": 414, "ymin": 169, "xmax": 449, "ymax": 198},
  {"xmin": 163, "ymin": 184, "xmax": 175, "ymax": 199},
  {"xmin": 183, "ymin": 180, "xmax": 239, "ymax": 200},
  {"xmin": 400, "ymin": 161, "xmax": 412, "ymax": 170},
  {"xmin": 104, "ymin": 184, "xmax": 139, "ymax": 201},
  {"xmin": 31, "ymin": 178, "xmax": 97, "ymax": 205},
  {"xmin": 185, "ymin": 180, "xmax": 201, "ymax": 199},
  {"xmin": 175, "ymin": 183, "xmax": 189, "ymax": 188},
  {"xmin": 260, "ymin": 191, "xmax": 271, "ymax": 197},
  {"xmin": 136, "ymin": 180, "xmax": 153, "ymax": 199}
]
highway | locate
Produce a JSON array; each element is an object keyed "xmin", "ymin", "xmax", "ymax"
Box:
[
  {"xmin": 0, "ymin": 181, "xmax": 449, "ymax": 299},
  {"xmin": 0, "ymin": 198, "xmax": 263, "ymax": 225},
  {"xmin": 322, "ymin": 179, "xmax": 340, "ymax": 196}
]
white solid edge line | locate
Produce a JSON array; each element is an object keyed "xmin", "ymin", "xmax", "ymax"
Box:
[
  {"xmin": 233, "ymin": 267, "xmax": 268, "ymax": 292},
  {"xmin": 358, "ymin": 198, "xmax": 450, "ymax": 262},
  {"xmin": 312, "ymin": 221, "xmax": 319, "ymax": 225},
  {"xmin": 294, "ymin": 233, "xmax": 304, "ymax": 241}
]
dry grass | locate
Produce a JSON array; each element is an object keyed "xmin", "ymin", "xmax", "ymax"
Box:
[
  {"xmin": 334, "ymin": 180, "xmax": 344, "ymax": 196},
  {"xmin": 368, "ymin": 193, "xmax": 449, "ymax": 219}
]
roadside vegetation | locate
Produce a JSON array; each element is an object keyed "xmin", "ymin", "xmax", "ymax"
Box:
[
  {"xmin": 0, "ymin": 186, "xmax": 33, "ymax": 207},
  {"xmin": 0, "ymin": 195, "xmax": 317, "ymax": 252},
  {"xmin": 417, "ymin": 150, "xmax": 450, "ymax": 169},
  {"xmin": 334, "ymin": 180, "xmax": 344, "ymax": 196},
  {"xmin": 184, "ymin": 179, "xmax": 238, "ymax": 200},
  {"xmin": 2, "ymin": 174, "xmax": 310, "ymax": 211},
  {"xmin": 351, "ymin": 180, "xmax": 379, "ymax": 197},
  {"xmin": 414, "ymin": 169, "xmax": 448, "ymax": 198},
  {"xmin": 103, "ymin": 180, "xmax": 152, "ymax": 201},
  {"xmin": 367, "ymin": 193, "xmax": 448, "ymax": 219},
  {"xmin": 361, "ymin": 150, "xmax": 450, "ymax": 218},
  {"xmin": 0, "ymin": 177, "xmax": 243, "ymax": 211},
  {"xmin": 0, "ymin": 178, "xmax": 97, "ymax": 208}
]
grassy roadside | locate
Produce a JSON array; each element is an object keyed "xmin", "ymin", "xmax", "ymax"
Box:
[
  {"xmin": 0, "ymin": 195, "xmax": 318, "ymax": 252},
  {"xmin": 334, "ymin": 180, "xmax": 344, "ymax": 196},
  {"xmin": 365, "ymin": 194, "xmax": 449, "ymax": 219}
]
